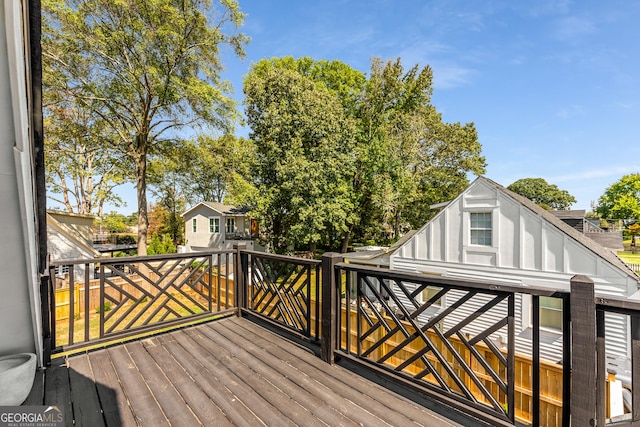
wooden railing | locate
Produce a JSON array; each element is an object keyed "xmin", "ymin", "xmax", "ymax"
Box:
[
  {"xmin": 45, "ymin": 248, "xmax": 640, "ymax": 426},
  {"xmin": 238, "ymin": 249, "xmax": 321, "ymax": 341},
  {"xmin": 322, "ymin": 258, "xmax": 569, "ymax": 427},
  {"xmin": 48, "ymin": 250, "xmax": 235, "ymax": 352}
]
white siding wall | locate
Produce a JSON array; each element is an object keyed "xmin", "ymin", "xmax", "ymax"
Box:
[
  {"xmin": 184, "ymin": 205, "xmax": 223, "ymax": 250},
  {"xmin": 0, "ymin": 2, "xmax": 40, "ymax": 361},
  {"xmin": 48, "ymin": 227, "xmax": 97, "ymax": 280},
  {"xmin": 390, "ymin": 179, "xmax": 637, "ymax": 360}
]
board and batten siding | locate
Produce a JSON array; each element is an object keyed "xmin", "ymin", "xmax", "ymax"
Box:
[{"xmin": 390, "ymin": 177, "xmax": 639, "ymax": 361}]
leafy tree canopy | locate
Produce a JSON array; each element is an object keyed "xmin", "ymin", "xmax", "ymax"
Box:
[
  {"xmin": 147, "ymin": 233, "xmax": 177, "ymax": 255},
  {"xmin": 244, "ymin": 56, "xmax": 486, "ymax": 251},
  {"xmin": 149, "ymin": 134, "xmax": 255, "ymax": 206},
  {"xmin": 98, "ymin": 212, "xmax": 130, "ymax": 233},
  {"xmin": 507, "ymin": 178, "xmax": 576, "ymax": 210},
  {"xmin": 244, "ymin": 63, "xmax": 357, "ymax": 253},
  {"xmin": 43, "ymin": 102, "xmax": 128, "ymax": 216},
  {"xmin": 43, "ymin": 0, "xmax": 248, "ymax": 255},
  {"xmin": 356, "ymin": 58, "xmax": 485, "ymax": 241},
  {"xmin": 596, "ymin": 173, "xmax": 640, "ymax": 220}
]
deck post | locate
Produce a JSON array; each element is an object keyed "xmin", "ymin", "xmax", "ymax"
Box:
[
  {"xmin": 570, "ymin": 275, "xmax": 596, "ymax": 427},
  {"xmin": 40, "ymin": 273, "xmax": 51, "ymax": 366},
  {"xmin": 321, "ymin": 252, "xmax": 341, "ymax": 364},
  {"xmin": 234, "ymin": 244, "xmax": 246, "ymax": 317}
]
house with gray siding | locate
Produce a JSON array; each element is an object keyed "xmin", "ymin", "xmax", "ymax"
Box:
[
  {"xmin": 182, "ymin": 202, "xmax": 260, "ymax": 252},
  {"xmin": 389, "ymin": 176, "xmax": 639, "ymax": 363}
]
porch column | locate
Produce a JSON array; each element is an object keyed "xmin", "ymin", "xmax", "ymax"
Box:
[
  {"xmin": 570, "ymin": 275, "xmax": 596, "ymax": 426},
  {"xmin": 321, "ymin": 253, "xmax": 341, "ymax": 364},
  {"xmin": 233, "ymin": 244, "xmax": 246, "ymax": 316}
]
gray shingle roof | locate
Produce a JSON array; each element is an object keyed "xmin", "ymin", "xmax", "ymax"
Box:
[{"xmin": 182, "ymin": 201, "xmax": 250, "ymax": 217}]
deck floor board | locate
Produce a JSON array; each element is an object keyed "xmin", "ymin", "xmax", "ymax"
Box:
[
  {"xmin": 36, "ymin": 316, "xmax": 466, "ymax": 426},
  {"xmin": 140, "ymin": 337, "xmax": 233, "ymax": 427},
  {"xmin": 216, "ymin": 317, "xmax": 400, "ymax": 426},
  {"xmin": 88, "ymin": 348, "xmax": 138, "ymax": 427},
  {"xmin": 67, "ymin": 353, "xmax": 105, "ymax": 427}
]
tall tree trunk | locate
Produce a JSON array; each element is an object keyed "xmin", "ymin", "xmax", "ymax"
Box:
[
  {"xmin": 135, "ymin": 151, "xmax": 149, "ymax": 256},
  {"xmin": 340, "ymin": 225, "xmax": 353, "ymax": 253},
  {"xmin": 393, "ymin": 208, "xmax": 401, "ymax": 239}
]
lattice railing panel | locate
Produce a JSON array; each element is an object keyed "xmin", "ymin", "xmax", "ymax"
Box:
[
  {"xmin": 340, "ymin": 271, "xmax": 515, "ymax": 422},
  {"xmin": 99, "ymin": 255, "xmax": 216, "ymax": 337},
  {"xmin": 248, "ymin": 253, "xmax": 320, "ymax": 337},
  {"xmin": 49, "ymin": 251, "xmax": 235, "ymax": 350}
]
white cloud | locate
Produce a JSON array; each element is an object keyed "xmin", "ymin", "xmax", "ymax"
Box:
[
  {"xmin": 552, "ymin": 15, "xmax": 597, "ymax": 43},
  {"xmin": 556, "ymin": 104, "xmax": 586, "ymax": 118},
  {"xmin": 550, "ymin": 165, "xmax": 640, "ymax": 183},
  {"xmin": 432, "ymin": 64, "xmax": 475, "ymax": 89}
]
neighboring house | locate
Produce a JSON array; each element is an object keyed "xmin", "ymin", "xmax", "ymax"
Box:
[
  {"xmin": 182, "ymin": 202, "xmax": 260, "ymax": 252},
  {"xmin": 389, "ymin": 176, "xmax": 640, "ymax": 362},
  {"xmin": 550, "ymin": 209, "xmax": 624, "ymax": 251},
  {"xmin": 47, "ymin": 211, "xmax": 100, "ymax": 281}
]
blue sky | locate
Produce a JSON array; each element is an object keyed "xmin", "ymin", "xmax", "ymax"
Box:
[{"xmin": 109, "ymin": 0, "xmax": 640, "ymax": 214}]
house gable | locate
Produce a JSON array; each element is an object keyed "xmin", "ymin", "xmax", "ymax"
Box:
[
  {"xmin": 391, "ymin": 176, "xmax": 639, "ymax": 296},
  {"xmin": 390, "ymin": 176, "xmax": 639, "ymax": 361},
  {"xmin": 47, "ymin": 214, "xmax": 100, "ymax": 261}
]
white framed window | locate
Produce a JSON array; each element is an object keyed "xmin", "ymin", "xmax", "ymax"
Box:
[
  {"xmin": 192, "ymin": 218, "xmax": 197, "ymax": 233},
  {"xmin": 226, "ymin": 218, "xmax": 235, "ymax": 233},
  {"xmin": 470, "ymin": 212, "xmax": 492, "ymax": 246},
  {"xmin": 539, "ymin": 296, "xmax": 563, "ymax": 331},
  {"xmin": 209, "ymin": 217, "xmax": 220, "ymax": 233}
]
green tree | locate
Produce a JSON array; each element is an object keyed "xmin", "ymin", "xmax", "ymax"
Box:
[
  {"xmin": 155, "ymin": 135, "xmax": 255, "ymax": 205},
  {"xmin": 99, "ymin": 212, "xmax": 129, "ymax": 233},
  {"xmin": 628, "ymin": 223, "xmax": 640, "ymax": 247},
  {"xmin": 507, "ymin": 178, "xmax": 576, "ymax": 210},
  {"xmin": 147, "ymin": 233, "xmax": 177, "ymax": 255},
  {"xmin": 44, "ymin": 102, "xmax": 128, "ymax": 216},
  {"xmin": 249, "ymin": 56, "xmax": 366, "ymax": 115},
  {"xmin": 244, "ymin": 57, "xmax": 485, "ymax": 251},
  {"xmin": 43, "ymin": 0, "xmax": 248, "ymax": 255},
  {"xmin": 244, "ymin": 66, "xmax": 357, "ymax": 253},
  {"xmin": 353, "ymin": 58, "xmax": 485, "ymax": 245},
  {"xmin": 596, "ymin": 173, "xmax": 640, "ymax": 220}
]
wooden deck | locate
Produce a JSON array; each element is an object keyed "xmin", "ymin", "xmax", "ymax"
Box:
[{"xmin": 26, "ymin": 316, "xmax": 476, "ymax": 426}]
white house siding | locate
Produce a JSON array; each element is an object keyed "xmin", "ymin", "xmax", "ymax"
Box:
[
  {"xmin": 390, "ymin": 177, "xmax": 639, "ymax": 362},
  {"xmin": 48, "ymin": 211, "xmax": 94, "ymax": 246},
  {"xmin": 48, "ymin": 225, "xmax": 98, "ymax": 281},
  {"xmin": 0, "ymin": 2, "xmax": 41, "ymax": 362},
  {"xmin": 184, "ymin": 205, "xmax": 248, "ymax": 251}
]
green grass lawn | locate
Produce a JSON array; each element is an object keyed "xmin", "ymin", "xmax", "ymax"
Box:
[
  {"xmin": 618, "ymin": 239, "xmax": 640, "ymax": 267},
  {"xmin": 55, "ymin": 289, "xmax": 216, "ymax": 348},
  {"xmin": 618, "ymin": 251, "xmax": 640, "ymax": 264}
]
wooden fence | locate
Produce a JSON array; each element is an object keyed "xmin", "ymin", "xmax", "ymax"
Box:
[{"xmin": 55, "ymin": 273, "xmax": 235, "ymax": 316}]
